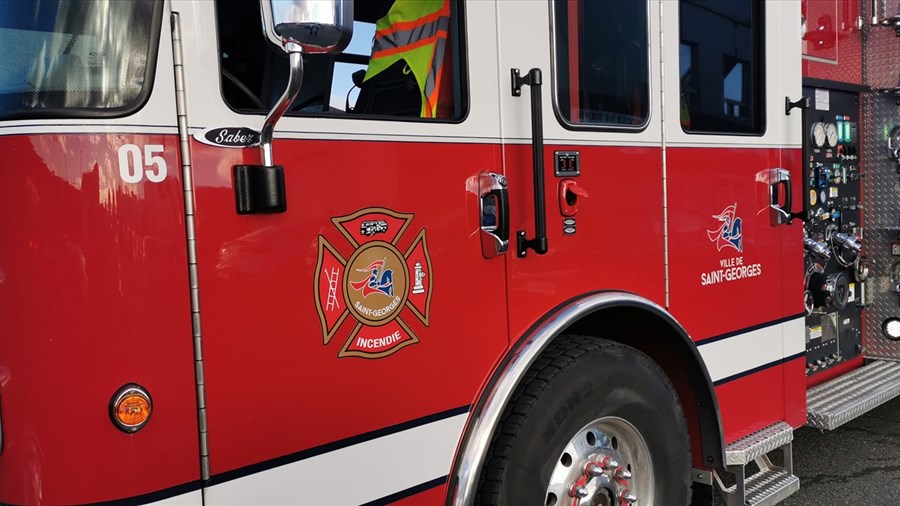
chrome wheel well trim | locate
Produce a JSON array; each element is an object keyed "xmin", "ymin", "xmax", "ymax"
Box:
[{"xmin": 445, "ymin": 290, "xmax": 724, "ymax": 505}]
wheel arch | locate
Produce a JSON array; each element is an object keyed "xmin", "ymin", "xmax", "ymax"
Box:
[{"xmin": 445, "ymin": 291, "xmax": 724, "ymax": 505}]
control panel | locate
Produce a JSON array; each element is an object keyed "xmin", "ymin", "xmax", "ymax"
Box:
[{"xmin": 802, "ymin": 87, "xmax": 867, "ymax": 376}]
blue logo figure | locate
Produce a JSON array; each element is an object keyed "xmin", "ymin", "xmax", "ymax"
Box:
[
  {"xmin": 707, "ymin": 203, "xmax": 743, "ymax": 253},
  {"xmin": 350, "ymin": 258, "xmax": 395, "ymax": 298}
]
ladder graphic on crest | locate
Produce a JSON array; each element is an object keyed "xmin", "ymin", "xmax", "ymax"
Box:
[{"xmin": 324, "ymin": 267, "xmax": 341, "ymax": 312}]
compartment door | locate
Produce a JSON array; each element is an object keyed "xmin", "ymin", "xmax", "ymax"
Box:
[{"xmin": 663, "ymin": 0, "xmax": 806, "ymax": 440}]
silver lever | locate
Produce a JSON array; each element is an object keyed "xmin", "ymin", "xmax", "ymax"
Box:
[{"xmin": 479, "ymin": 172, "xmax": 509, "ymax": 258}]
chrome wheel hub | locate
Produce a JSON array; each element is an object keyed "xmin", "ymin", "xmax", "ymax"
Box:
[{"xmin": 545, "ymin": 417, "xmax": 654, "ymax": 506}]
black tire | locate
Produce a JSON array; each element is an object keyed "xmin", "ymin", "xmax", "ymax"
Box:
[{"xmin": 476, "ymin": 335, "xmax": 692, "ymax": 505}]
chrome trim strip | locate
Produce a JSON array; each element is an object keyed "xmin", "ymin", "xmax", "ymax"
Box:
[
  {"xmin": 447, "ymin": 292, "xmax": 691, "ymax": 505},
  {"xmin": 171, "ymin": 11, "xmax": 210, "ymax": 481}
]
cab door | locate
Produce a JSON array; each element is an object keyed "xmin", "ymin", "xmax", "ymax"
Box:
[
  {"xmin": 494, "ymin": 1, "xmax": 666, "ymax": 338},
  {"xmin": 662, "ymin": 0, "xmax": 805, "ymax": 441},
  {"xmin": 171, "ymin": 1, "xmax": 508, "ymax": 503},
  {"xmin": 0, "ymin": 1, "xmax": 201, "ymax": 504}
]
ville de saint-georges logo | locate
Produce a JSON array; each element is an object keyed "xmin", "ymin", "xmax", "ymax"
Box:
[
  {"xmin": 700, "ymin": 202, "xmax": 762, "ymax": 286},
  {"xmin": 314, "ymin": 208, "xmax": 432, "ymax": 359},
  {"xmin": 707, "ymin": 202, "xmax": 743, "ymax": 253}
]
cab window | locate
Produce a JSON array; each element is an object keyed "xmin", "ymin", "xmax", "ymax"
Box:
[
  {"xmin": 679, "ymin": 0, "xmax": 765, "ymax": 134},
  {"xmin": 215, "ymin": 0, "xmax": 467, "ymax": 121},
  {"xmin": 552, "ymin": 0, "xmax": 650, "ymax": 129},
  {"xmin": 0, "ymin": 0, "xmax": 161, "ymax": 119}
]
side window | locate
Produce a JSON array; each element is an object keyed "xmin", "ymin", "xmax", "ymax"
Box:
[
  {"xmin": 552, "ymin": 0, "xmax": 650, "ymax": 129},
  {"xmin": 0, "ymin": 0, "xmax": 161, "ymax": 119},
  {"xmin": 679, "ymin": 0, "xmax": 765, "ymax": 135},
  {"xmin": 216, "ymin": 0, "xmax": 467, "ymax": 121}
]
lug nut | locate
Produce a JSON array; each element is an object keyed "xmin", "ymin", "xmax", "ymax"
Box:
[
  {"xmin": 621, "ymin": 490, "xmax": 638, "ymax": 504},
  {"xmin": 601, "ymin": 457, "xmax": 620, "ymax": 470},
  {"xmin": 569, "ymin": 484, "xmax": 589, "ymax": 498},
  {"xmin": 585, "ymin": 463, "xmax": 604, "ymax": 477},
  {"xmin": 616, "ymin": 467, "xmax": 633, "ymax": 480}
]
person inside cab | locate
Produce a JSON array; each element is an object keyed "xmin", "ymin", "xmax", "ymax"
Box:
[
  {"xmin": 353, "ymin": 0, "xmax": 453, "ymax": 119},
  {"xmin": 217, "ymin": 0, "xmax": 457, "ymax": 119}
]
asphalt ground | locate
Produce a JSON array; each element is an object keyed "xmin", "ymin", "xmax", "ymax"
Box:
[{"xmin": 781, "ymin": 396, "xmax": 900, "ymax": 505}]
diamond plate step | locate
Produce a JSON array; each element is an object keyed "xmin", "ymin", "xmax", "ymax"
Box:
[
  {"xmin": 725, "ymin": 422, "xmax": 793, "ymax": 466},
  {"xmin": 721, "ymin": 469, "xmax": 800, "ymax": 506},
  {"xmin": 717, "ymin": 421, "xmax": 798, "ymax": 506},
  {"xmin": 807, "ymin": 360, "xmax": 900, "ymax": 430}
]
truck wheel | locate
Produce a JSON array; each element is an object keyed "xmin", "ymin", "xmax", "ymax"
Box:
[{"xmin": 476, "ymin": 335, "xmax": 691, "ymax": 505}]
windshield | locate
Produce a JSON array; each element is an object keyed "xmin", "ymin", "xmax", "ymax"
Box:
[{"xmin": 0, "ymin": 0, "xmax": 159, "ymax": 119}]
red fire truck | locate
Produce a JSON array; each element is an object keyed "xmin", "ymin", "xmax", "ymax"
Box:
[{"xmin": 1, "ymin": 0, "xmax": 899, "ymax": 504}]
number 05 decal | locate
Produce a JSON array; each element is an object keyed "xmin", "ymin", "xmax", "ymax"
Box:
[{"xmin": 118, "ymin": 144, "xmax": 168, "ymax": 183}]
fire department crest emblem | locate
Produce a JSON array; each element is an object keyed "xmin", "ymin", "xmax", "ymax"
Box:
[{"xmin": 314, "ymin": 207, "xmax": 432, "ymax": 358}]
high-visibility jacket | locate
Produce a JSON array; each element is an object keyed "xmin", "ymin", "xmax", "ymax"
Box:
[{"xmin": 364, "ymin": 0, "xmax": 450, "ymax": 118}]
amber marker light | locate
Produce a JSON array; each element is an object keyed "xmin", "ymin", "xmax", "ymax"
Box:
[{"xmin": 110, "ymin": 384, "xmax": 152, "ymax": 433}]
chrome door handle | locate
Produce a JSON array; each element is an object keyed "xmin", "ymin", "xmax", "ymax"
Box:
[
  {"xmin": 479, "ymin": 172, "xmax": 509, "ymax": 258},
  {"xmin": 768, "ymin": 168, "xmax": 794, "ymax": 226}
]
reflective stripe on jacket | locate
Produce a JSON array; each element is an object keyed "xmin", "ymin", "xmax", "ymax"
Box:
[{"xmin": 365, "ymin": 0, "xmax": 450, "ymax": 118}]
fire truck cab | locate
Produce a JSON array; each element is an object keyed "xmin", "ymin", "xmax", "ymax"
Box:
[{"xmin": 1, "ymin": 0, "xmax": 899, "ymax": 505}]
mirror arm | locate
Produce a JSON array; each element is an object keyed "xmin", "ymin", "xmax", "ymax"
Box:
[{"xmin": 260, "ymin": 42, "xmax": 304, "ymax": 167}]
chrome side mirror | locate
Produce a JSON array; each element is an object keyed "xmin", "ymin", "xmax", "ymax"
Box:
[
  {"xmin": 261, "ymin": 0, "xmax": 353, "ymax": 55},
  {"xmin": 233, "ymin": 1, "xmax": 352, "ymax": 215},
  {"xmin": 258, "ymin": 0, "xmax": 353, "ymax": 166}
]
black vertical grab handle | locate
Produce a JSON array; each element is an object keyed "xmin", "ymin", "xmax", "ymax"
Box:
[
  {"xmin": 786, "ymin": 95, "xmax": 810, "ymax": 219},
  {"xmin": 512, "ymin": 68, "xmax": 548, "ymax": 257}
]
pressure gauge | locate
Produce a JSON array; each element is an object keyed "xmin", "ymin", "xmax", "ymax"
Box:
[
  {"xmin": 824, "ymin": 123, "xmax": 839, "ymax": 147},
  {"xmin": 810, "ymin": 122, "xmax": 826, "ymax": 147}
]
